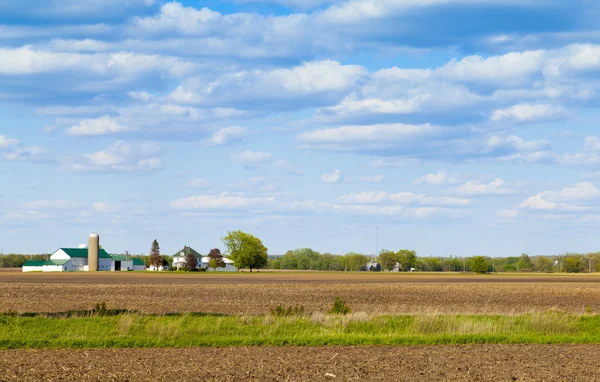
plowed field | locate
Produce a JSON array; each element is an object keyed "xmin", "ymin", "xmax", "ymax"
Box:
[
  {"xmin": 2, "ymin": 345, "xmax": 600, "ymax": 381},
  {"xmin": 1, "ymin": 270, "xmax": 600, "ymax": 314}
]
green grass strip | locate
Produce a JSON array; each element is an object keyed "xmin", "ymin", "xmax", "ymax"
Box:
[{"xmin": 3, "ymin": 312, "xmax": 600, "ymax": 349}]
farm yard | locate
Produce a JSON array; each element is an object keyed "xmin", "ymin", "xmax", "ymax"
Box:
[{"xmin": 3, "ymin": 270, "xmax": 600, "ymax": 380}]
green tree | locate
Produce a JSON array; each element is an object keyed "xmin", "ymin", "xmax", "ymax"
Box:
[
  {"xmin": 377, "ymin": 250, "xmax": 397, "ymax": 271},
  {"xmin": 562, "ymin": 255, "xmax": 585, "ymax": 273},
  {"xmin": 516, "ymin": 253, "xmax": 533, "ymax": 272},
  {"xmin": 207, "ymin": 248, "xmax": 225, "ymax": 271},
  {"xmin": 397, "ymin": 249, "xmax": 417, "ymax": 272},
  {"xmin": 534, "ymin": 256, "xmax": 553, "ymax": 273},
  {"xmin": 222, "ymin": 231, "xmax": 268, "ymax": 272},
  {"xmin": 470, "ymin": 256, "xmax": 488, "ymax": 274},
  {"xmin": 149, "ymin": 240, "xmax": 162, "ymax": 271},
  {"xmin": 344, "ymin": 252, "xmax": 369, "ymax": 271}
]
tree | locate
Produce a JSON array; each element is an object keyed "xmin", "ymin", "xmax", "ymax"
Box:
[
  {"xmin": 378, "ymin": 250, "xmax": 397, "ymax": 271},
  {"xmin": 343, "ymin": 252, "xmax": 369, "ymax": 271},
  {"xmin": 516, "ymin": 253, "xmax": 533, "ymax": 272},
  {"xmin": 470, "ymin": 256, "xmax": 488, "ymax": 274},
  {"xmin": 207, "ymin": 248, "xmax": 225, "ymax": 271},
  {"xmin": 397, "ymin": 249, "xmax": 417, "ymax": 272},
  {"xmin": 534, "ymin": 256, "xmax": 553, "ymax": 273},
  {"xmin": 562, "ymin": 255, "xmax": 585, "ymax": 273},
  {"xmin": 149, "ymin": 240, "xmax": 162, "ymax": 271},
  {"xmin": 185, "ymin": 251, "xmax": 198, "ymax": 271},
  {"xmin": 222, "ymin": 231, "xmax": 268, "ymax": 272}
]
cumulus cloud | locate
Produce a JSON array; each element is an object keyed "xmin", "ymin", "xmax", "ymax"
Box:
[
  {"xmin": 233, "ymin": 150, "xmax": 274, "ymax": 164},
  {"xmin": 520, "ymin": 182, "xmax": 600, "ymax": 212},
  {"xmin": 68, "ymin": 116, "xmax": 134, "ymax": 136},
  {"xmin": 457, "ymin": 178, "xmax": 517, "ymax": 196},
  {"xmin": 497, "ymin": 209, "xmax": 520, "ymax": 219},
  {"xmin": 321, "ymin": 169, "xmax": 343, "ymax": 183},
  {"xmin": 170, "ymin": 194, "xmax": 275, "ymax": 210},
  {"xmin": 64, "ymin": 140, "xmax": 161, "ymax": 173},
  {"xmin": 490, "ymin": 103, "xmax": 566, "ymax": 123},
  {"xmin": 340, "ymin": 191, "xmax": 470, "ymax": 207},
  {"xmin": 414, "ymin": 171, "xmax": 455, "ymax": 185},
  {"xmin": 204, "ymin": 126, "xmax": 247, "ymax": 146}
]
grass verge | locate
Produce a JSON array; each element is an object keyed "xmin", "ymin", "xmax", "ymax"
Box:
[{"xmin": 4, "ymin": 310, "xmax": 600, "ymax": 349}]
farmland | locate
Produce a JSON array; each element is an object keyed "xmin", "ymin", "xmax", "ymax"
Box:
[{"xmin": 4, "ymin": 270, "xmax": 600, "ymax": 380}]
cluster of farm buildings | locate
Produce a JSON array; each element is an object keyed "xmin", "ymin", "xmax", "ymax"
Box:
[{"xmin": 22, "ymin": 233, "xmax": 236, "ymax": 273}]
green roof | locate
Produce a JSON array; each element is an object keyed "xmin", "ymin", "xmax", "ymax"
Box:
[
  {"xmin": 60, "ymin": 248, "xmax": 112, "ymax": 259},
  {"xmin": 132, "ymin": 258, "xmax": 145, "ymax": 266},
  {"xmin": 173, "ymin": 247, "xmax": 202, "ymax": 258},
  {"xmin": 46, "ymin": 259, "xmax": 70, "ymax": 266},
  {"xmin": 23, "ymin": 260, "xmax": 46, "ymax": 267},
  {"xmin": 23, "ymin": 259, "xmax": 70, "ymax": 267}
]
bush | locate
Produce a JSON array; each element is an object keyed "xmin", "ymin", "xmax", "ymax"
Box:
[
  {"xmin": 198, "ymin": 268, "xmax": 207, "ymax": 272},
  {"xmin": 329, "ymin": 297, "xmax": 351, "ymax": 315},
  {"xmin": 270, "ymin": 304, "xmax": 305, "ymax": 317}
]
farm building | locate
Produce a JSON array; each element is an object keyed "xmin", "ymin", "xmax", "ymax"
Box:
[
  {"xmin": 21, "ymin": 233, "xmax": 146, "ymax": 272},
  {"xmin": 147, "ymin": 258, "xmax": 170, "ymax": 271},
  {"xmin": 172, "ymin": 246, "xmax": 236, "ymax": 271}
]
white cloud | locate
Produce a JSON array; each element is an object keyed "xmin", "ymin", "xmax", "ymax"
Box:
[
  {"xmin": 170, "ymin": 194, "xmax": 275, "ymax": 210},
  {"xmin": 0, "ymin": 135, "xmax": 19, "ymax": 148},
  {"xmin": 520, "ymin": 182, "xmax": 600, "ymax": 212},
  {"xmin": 233, "ymin": 150, "xmax": 274, "ymax": 164},
  {"xmin": 340, "ymin": 191, "xmax": 469, "ymax": 207},
  {"xmin": 457, "ymin": 178, "xmax": 516, "ymax": 196},
  {"xmin": 321, "ymin": 169, "xmax": 343, "ymax": 183},
  {"xmin": 68, "ymin": 116, "xmax": 134, "ymax": 136},
  {"xmin": 359, "ymin": 175, "xmax": 384, "ymax": 183},
  {"xmin": 490, "ymin": 103, "xmax": 566, "ymax": 123},
  {"xmin": 414, "ymin": 171, "xmax": 455, "ymax": 185},
  {"xmin": 3, "ymin": 146, "xmax": 47, "ymax": 161},
  {"xmin": 204, "ymin": 126, "xmax": 247, "ymax": 146},
  {"xmin": 92, "ymin": 202, "xmax": 113, "ymax": 213},
  {"xmin": 64, "ymin": 140, "xmax": 161, "ymax": 173}
]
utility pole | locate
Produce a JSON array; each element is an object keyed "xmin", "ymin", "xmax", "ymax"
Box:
[{"xmin": 125, "ymin": 251, "xmax": 129, "ymax": 271}]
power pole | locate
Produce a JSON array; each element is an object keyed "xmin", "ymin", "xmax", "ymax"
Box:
[{"xmin": 375, "ymin": 227, "xmax": 378, "ymax": 261}]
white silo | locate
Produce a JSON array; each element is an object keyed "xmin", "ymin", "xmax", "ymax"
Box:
[{"xmin": 88, "ymin": 233, "xmax": 99, "ymax": 272}]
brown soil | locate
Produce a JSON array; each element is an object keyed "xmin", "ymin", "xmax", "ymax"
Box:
[
  {"xmin": 1, "ymin": 345, "xmax": 599, "ymax": 381},
  {"xmin": 2, "ymin": 272, "xmax": 600, "ymax": 314}
]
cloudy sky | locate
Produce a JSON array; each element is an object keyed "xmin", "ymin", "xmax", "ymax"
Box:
[{"xmin": 2, "ymin": 0, "xmax": 600, "ymax": 257}]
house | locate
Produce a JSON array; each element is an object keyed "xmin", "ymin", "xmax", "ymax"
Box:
[
  {"xmin": 365, "ymin": 260, "xmax": 381, "ymax": 272},
  {"xmin": 172, "ymin": 246, "xmax": 202, "ymax": 270},
  {"xmin": 147, "ymin": 258, "xmax": 170, "ymax": 271},
  {"xmin": 199, "ymin": 256, "xmax": 236, "ymax": 272}
]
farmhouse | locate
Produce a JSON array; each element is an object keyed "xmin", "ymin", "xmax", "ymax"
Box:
[{"xmin": 172, "ymin": 245, "xmax": 237, "ymax": 271}]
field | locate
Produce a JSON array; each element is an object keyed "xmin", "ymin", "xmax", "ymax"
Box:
[{"xmin": 3, "ymin": 270, "xmax": 600, "ymax": 380}]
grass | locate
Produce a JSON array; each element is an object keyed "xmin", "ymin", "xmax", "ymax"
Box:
[{"xmin": 4, "ymin": 310, "xmax": 600, "ymax": 349}]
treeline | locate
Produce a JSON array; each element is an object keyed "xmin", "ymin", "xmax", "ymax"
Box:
[
  {"xmin": 268, "ymin": 249, "xmax": 600, "ymax": 273},
  {"xmin": 0, "ymin": 254, "xmax": 48, "ymax": 268}
]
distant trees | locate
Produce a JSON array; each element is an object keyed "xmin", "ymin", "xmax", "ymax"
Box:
[
  {"xmin": 397, "ymin": 249, "xmax": 417, "ymax": 272},
  {"xmin": 149, "ymin": 240, "xmax": 162, "ymax": 271},
  {"xmin": 534, "ymin": 256, "xmax": 553, "ymax": 273},
  {"xmin": 207, "ymin": 248, "xmax": 225, "ymax": 271},
  {"xmin": 470, "ymin": 256, "xmax": 489, "ymax": 274},
  {"xmin": 222, "ymin": 231, "xmax": 268, "ymax": 272},
  {"xmin": 184, "ymin": 251, "xmax": 198, "ymax": 271},
  {"xmin": 377, "ymin": 250, "xmax": 397, "ymax": 271},
  {"xmin": 562, "ymin": 255, "xmax": 585, "ymax": 273},
  {"xmin": 516, "ymin": 254, "xmax": 533, "ymax": 272}
]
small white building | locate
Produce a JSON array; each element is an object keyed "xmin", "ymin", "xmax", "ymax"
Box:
[
  {"xmin": 199, "ymin": 256, "xmax": 236, "ymax": 272},
  {"xmin": 22, "ymin": 247, "xmax": 146, "ymax": 272}
]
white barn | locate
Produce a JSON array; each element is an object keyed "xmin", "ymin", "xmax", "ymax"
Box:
[
  {"xmin": 200, "ymin": 256, "xmax": 236, "ymax": 272},
  {"xmin": 22, "ymin": 247, "xmax": 147, "ymax": 272}
]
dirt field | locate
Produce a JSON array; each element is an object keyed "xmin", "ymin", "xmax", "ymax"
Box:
[
  {"xmin": 2, "ymin": 345, "xmax": 600, "ymax": 381},
  {"xmin": 2, "ymin": 270, "xmax": 600, "ymax": 314}
]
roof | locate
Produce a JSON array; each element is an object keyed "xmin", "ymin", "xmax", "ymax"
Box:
[
  {"xmin": 23, "ymin": 260, "xmax": 46, "ymax": 267},
  {"xmin": 60, "ymin": 248, "xmax": 112, "ymax": 259},
  {"xmin": 173, "ymin": 246, "xmax": 202, "ymax": 258},
  {"xmin": 23, "ymin": 259, "xmax": 70, "ymax": 267},
  {"xmin": 132, "ymin": 258, "xmax": 145, "ymax": 266}
]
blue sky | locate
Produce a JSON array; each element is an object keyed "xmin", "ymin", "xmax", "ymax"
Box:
[{"xmin": 2, "ymin": 0, "xmax": 600, "ymax": 257}]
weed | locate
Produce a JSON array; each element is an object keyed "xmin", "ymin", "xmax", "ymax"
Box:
[
  {"xmin": 270, "ymin": 304, "xmax": 306, "ymax": 317},
  {"xmin": 329, "ymin": 297, "xmax": 351, "ymax": 315}
]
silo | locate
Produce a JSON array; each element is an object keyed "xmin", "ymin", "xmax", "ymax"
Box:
[{"xmin": 88, "ymin": 233, "xmax": 100, "ymax": 272}]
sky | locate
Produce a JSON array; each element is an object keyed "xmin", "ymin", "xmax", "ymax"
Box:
[{"xmin": 2, "ymin": 0, "xmax": 600, "ymax": 257}]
